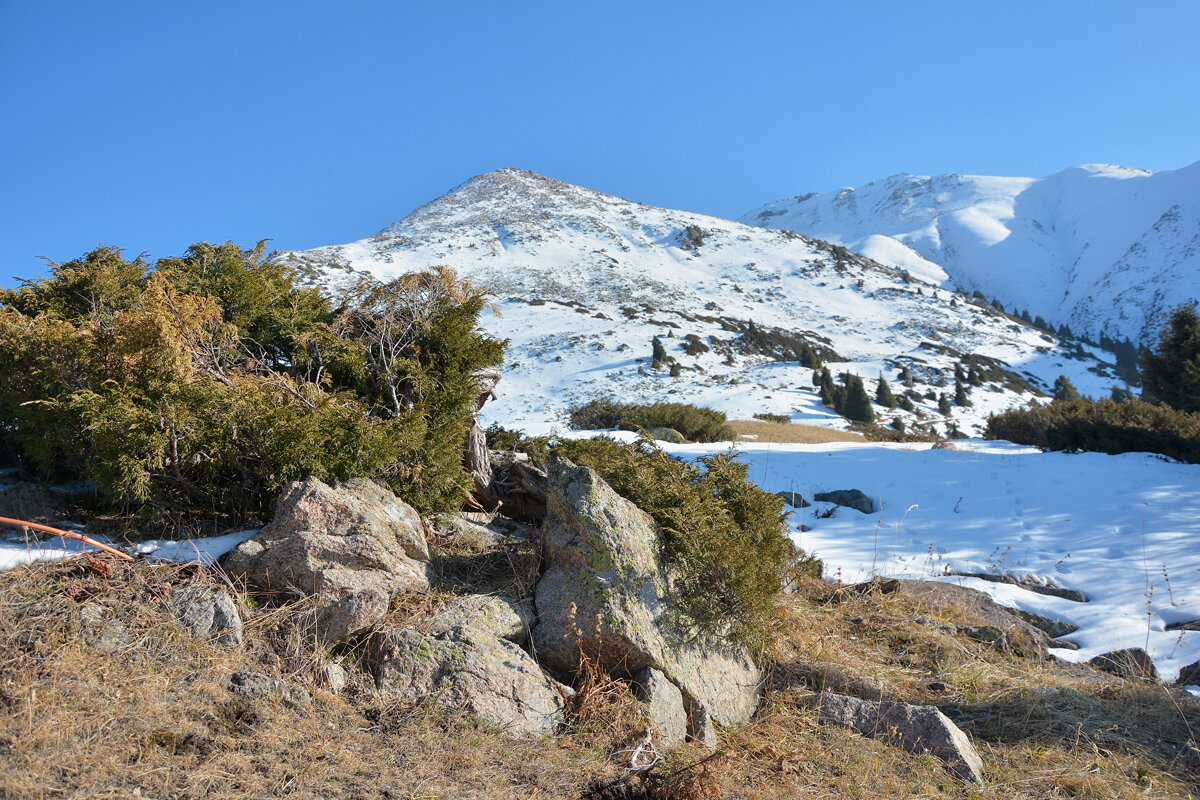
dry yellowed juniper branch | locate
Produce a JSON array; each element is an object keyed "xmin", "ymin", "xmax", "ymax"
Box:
[{"xmin": 0, "ymin": 516, "xmax": 136, "ymax": 562}]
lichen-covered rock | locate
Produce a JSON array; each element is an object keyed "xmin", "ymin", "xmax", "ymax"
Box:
[
  {"xmin": 532, "ymin": 459, "xmax": 761, "ymax": 730},
  {"xmin": 810, "ymin": 692, "xmax": 984, "ymax": 783},
  {"xmin": 225, "ymin": 671, "xmax": 311, "ymax": 710},
  {"xmin": 1088, "ymin": 648, "xmax": 1161, "ymax": 681},
  {"xmin": 79, "ymin": 604, "xmax": 131, "ymax": 655},
  {"xmin": 224, "ymin": 477, "xmax": 430, "ymax": 643},
  {"xmin": 633, "ymin": 668, "xmax": 687, "ymax": 750},
  {"xmin": 426, "ymin": 594, "xmax": 534, "ymax": 644},
  {"xmin": 165, "ymin": 586, "xmax": 243, "ymax": 649},
  {"xmin": 369, "ymin": 627, "xmax": 564, "ymax": 736}
]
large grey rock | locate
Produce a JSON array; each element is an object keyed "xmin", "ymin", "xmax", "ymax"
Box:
[
  {"xmin": 1088, "ymin": 648, "xmax": 1161, "ymax": 682},
  {"xmin": 370, "ymin": 627, "xmax": 564, "ymax": 736},
  {"xmin": 224, "ymin": 477, "xmax": 430, "ymax": 643},
  {"xmin": 165, "ymin": 586, "xmax": 243, "ymax": 649},
  {"xmin": 426, "ymin": 594, "xmax": 534, "ymax": 644},
  {"xmin": 810, "ymin": 693, "xmax": 984, "ymax": 783},
  {"xmin": 532, "ymin": 459, "xmax": 761, "ymax": 730},
  {"xmin": 633, "ymin": 668, "xmax": 688, "ymax": 750},
  {"xmin": 813, "ymin": 489, "xmax": 875, "ymax": 514}
]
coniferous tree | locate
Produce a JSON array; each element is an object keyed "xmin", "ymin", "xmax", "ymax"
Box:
[
  {"xmin": 875, "ymin": 375, "xmax": 896, "ymax": 408},
  {"xmin": 651, "ymin": 335, "xmax": 667, "ymax": 368},
  {"xmin": 954, "ymin": 377, "xmax": 971, "ymax": 406},
  {"xmin": 938, "ymin": 393, "xmax": 952, "ymax": 416},
  {"xmin": 1052, "ymin": 374, "xmax": 1082, "ymax": 402},
  {"xmin": 1141, "ymin": 304, "xmax": 1200, "ymax": 412},
  {"xmin": 819, "ymin": 380, "xmax": 835, "ymax": 407},
  {"xmin": 1020, "ymin": 309, "xmax": 1033, "ymax": 324},
  {"xmin": 669, "ymin": 362, "xmax": 681, "ymax": 378},
  {"xmin": 840, "ymin": 374, "xmax": 874, "ymax": 423}
]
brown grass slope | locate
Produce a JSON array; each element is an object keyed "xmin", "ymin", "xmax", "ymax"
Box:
[{"xmin": 0, "ymin": 557, "xmax": 1197, "ymax": 799}]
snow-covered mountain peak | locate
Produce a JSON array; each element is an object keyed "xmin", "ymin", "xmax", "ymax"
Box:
[
  {"xmin": 744, "ymin": 160, "xmax": 1200, "ymax": 343},
  {"xmin": 281, "ymin": 169, "xmax": 1126, "ymax": 438}
]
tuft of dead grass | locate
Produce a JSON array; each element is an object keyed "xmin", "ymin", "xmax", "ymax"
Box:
[{"xmin": 726, "ymin": 420, "xmax": 863, "ymax": 444}]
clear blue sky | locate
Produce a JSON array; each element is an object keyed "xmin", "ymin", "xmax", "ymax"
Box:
[{"xmin": 2, "ymin": 0, "xmax": 1197, "ymax": 283}]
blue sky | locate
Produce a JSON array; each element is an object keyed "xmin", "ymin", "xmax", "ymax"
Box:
[{"xmin": 2, "ymin": 1, "xmax": 1197, "ymax": 283}]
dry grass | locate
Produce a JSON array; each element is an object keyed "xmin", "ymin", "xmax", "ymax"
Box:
[
  {"xmin": 726, "ymin": 420, "xmax": 863, "ymax": 444},
  {"xmin": 1, "ymin": 557, "xmax": 1197, "ymax": 799}
]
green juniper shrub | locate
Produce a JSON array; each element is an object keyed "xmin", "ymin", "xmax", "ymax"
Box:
[
  {"xmin": 752, "ymin": 412, "xmax": 790, "ymax": 424},
  {"xmin": 985, "ymin": 397, "xmax": 1200, "ymax": 463},
  {"xmin": 566, "ymin": 398, "xmax": 736, "ymax": 443},
  {"xmin": 0, "ymin": 246, "xmax": 504, "ymax": 515},
  {"xmin": 550, "ymin": 436, "xmax": 801, "ymax": 650}
]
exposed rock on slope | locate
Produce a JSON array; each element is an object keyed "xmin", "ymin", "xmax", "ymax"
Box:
[
  {"xmin": 532, "ymin": 458, "xmax": 762, "ymax": 734},
  {"xmin": 224, "ymin": 477, "xmax": 431, "ymax": 643}
]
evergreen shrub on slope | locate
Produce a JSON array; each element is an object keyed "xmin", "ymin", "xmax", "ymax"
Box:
[
  {"xmin": 0, "ymin": 244, "xmax": 504, "ymax": 513},
  {"xmin": 567, "ymin": 398, "xmax": 736, "ymax": 443}
]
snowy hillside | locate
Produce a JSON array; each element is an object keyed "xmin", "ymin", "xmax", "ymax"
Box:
[
  {"xmin": 743, "ymin": 161, "xmax": 1200, "ymax": 344},
  {"xmin": 280, "ymin": 168, "xmax": 1125, "ymax": 437}
]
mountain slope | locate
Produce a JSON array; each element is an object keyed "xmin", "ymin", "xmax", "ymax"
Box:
[
  {"xmin": 280, "ymin": 168, "xmax": 1123, "ymax": 436},
  {"xmin": 743, "ymin": 161, "xmax": 1200, "ymax": 344}
]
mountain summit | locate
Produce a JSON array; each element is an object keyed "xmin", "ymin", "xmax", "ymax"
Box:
[
  {"xmin": 281, "ymin": 169, "xmax": 1124, "ymax": 436},
  {"xmin": 743, "ymin": 160, "xmax": 1200, "ymax": 343}
]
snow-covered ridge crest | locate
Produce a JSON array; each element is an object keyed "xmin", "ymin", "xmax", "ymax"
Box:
[
  {"xmin": 743, "ymin": 160, "xmax": 1200, "ymax": 343},
  {"xmin": 280, "ymin": 168, "xmax": 1124, "ymax": 436}
]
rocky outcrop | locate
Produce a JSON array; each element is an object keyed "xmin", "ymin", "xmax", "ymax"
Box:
[
  {"xmin": 810, "ymin": 692, "xmax": 984, "ymax": 783},
  {"xmin": 1088, "ymin": 648, "xmax": 1160, "ymax": 682},
  {"xmin": 224, "ymin": 477, "xmax": 431, "ymax": 643},
  {"xmin": 369, "ymin": 626, "xmax": 564, "ymax": 736},
  {"xmin": 896, "ymin": 580, "xmax": 1065, "ymax": 656},
  {"xmin": 426, "ymin": 594, "xmax": 534, "ymax": 644},
  {"xmin": 813, "ymin": 489, "xmax": 874, "ymax": 514},
  {"xmin": 532, "ymin": 459, "xmax": 761, "ymax": 734},
  {"xmin": 165, "ymin": 586, "xmax": 243, "ymax": 649}
]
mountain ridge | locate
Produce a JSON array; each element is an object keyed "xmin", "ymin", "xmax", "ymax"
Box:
[
  {"xmin": 743, "ymin": 160, "xmax": 1200, "ymax": 344},
  {"xmin": 280, "ymin": 167, "xmax": 1125, "ymax": 437}
]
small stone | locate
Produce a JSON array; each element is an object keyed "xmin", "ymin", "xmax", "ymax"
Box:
[
  {"xmin": 165, "ymin": 586, "xmax": 243, "ymax": 649},
  {"xmin": 813, "ymin": 489, "xmax": 875, "ymax": 514},
  {"xmin": 321, "ymin": 663, "xmax": 349, "ymax": 695},
  {"xmin": 226, "ymin": 672, "xmax": 311, "ymax": 710},
  {"xmin": 1088, "ymin": 648, "xmax": 1160, "ymax": 682},
  {"xmin": 776, "ymin": 491, "xmax": 811, "ymax": 508}
]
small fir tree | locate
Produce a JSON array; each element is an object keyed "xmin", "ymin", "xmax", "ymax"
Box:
[
  {"xmin": 1052, "ymin": 374, "xmax": 1082, "ymax": 402},
  {"xmin": 651, "ymin": 335, "xmax": 667, "ymax": 368},
  {"xmin": 1140, "ymin": 304, "xmax": 1200, "ymax": 412},
  {"xmin": 875, "ymin": 375, "xmax": 896, "ymax": 408},
  {"xmin": 938, "ymin": 393, "xmax": 953, "ymax": 416}
]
